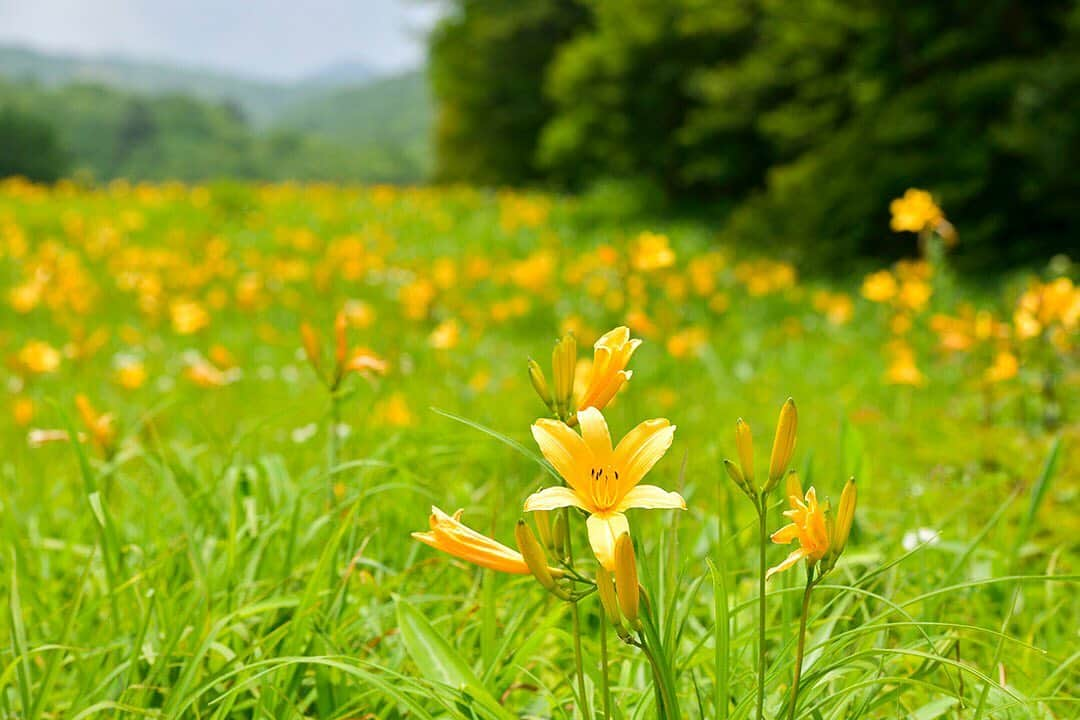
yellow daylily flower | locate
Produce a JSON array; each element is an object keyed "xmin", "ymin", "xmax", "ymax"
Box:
[
  {"xmin": 576, "ymin": 326, "xmax": 642, "ymax": 413},
  {"xmin": 413, "ymin": 506, "xmax": 560, "ymax": 576},
  {"xmin": 524, "ymin": 406, "xmax": 684, "ymax": 570},
  {"xmin": 767, "ymin": 487, "xmax": 830, "ymax": 579}
]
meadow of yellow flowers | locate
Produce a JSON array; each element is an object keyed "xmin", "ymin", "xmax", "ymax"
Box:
[{"xmin": 1, "ymin": 177, "xmax": 1076, "ymax": 717}]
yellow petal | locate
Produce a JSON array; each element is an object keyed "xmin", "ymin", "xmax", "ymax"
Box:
[
  {"xmin": 524, "ymin": 486, "xmax": 588, "ymax": 512},
  {"xmin": 612, "ymin": 418, "xmax": 675, "ymax": 493},
  {"xmin": 586, "ymin": 512, "xmax": 629, "ymax": 571},
  {"xmin": 596, "ymin": 325, "xmax": 630, "ymax": 349},
  {"xmin": 531, "ymin": 419, "xmax": 589, "ymax": 491},
  {"xmin": 577, "ymin": 406, "xmax": 613, "ymax": 459},
  {"xmin": 766, "ymin": 547, "xmax": 808, "ymax": 579},
  {"xmin": 616, "ymin": 484, "xmax": 686, "ymax": 512},
  {"xmin": 770, "ymin": 523, "xmax": 800, "ymax": 545}
]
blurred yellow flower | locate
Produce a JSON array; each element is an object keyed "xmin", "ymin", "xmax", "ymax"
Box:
[
  {"xmin": 13, "ymin": 397, "xmax": 34, "ymax": 426},
  {"xmin": 344, "ymin": 299, "xmax": 376, "ymax": 328},
  {"xmin": 666, "ymin": 327, "xmax": 708, "ymax": 358},
  {"xmin": 861, "ymin": 270, "xmax": 897, "ymax": 303},
  {"xmin": 170, "ymin": 299, "xmax": 210, "ymax": 334},
  {"xmin": 885, "ymin": 342, "xmax": 925, "ymax": 386},
  {"xmin": 812, "ymin": 291, "xmax": 853, "ymax": 325},
  {"xmin": 376, "ymin": 392, "xmax": 415, "ymax": 427},
  {"xmin": 631, "ymin": 231, "xmax": 676, "ymax": 272},
  {"xmin": 75, "ymin": 394, "xmax": 116, "ymax": 454},
  {"xmin": 185, "ymin": 357, "xmax": 234, "ymax": 387},
  {"xmin": 18, "ymin": 340, "xmax": 62, "ymax": 374},
  {"xmin": 115, "ymin": 360, "xmax": 148, "ymax": 390},
  {"xmin": 984, "ymin": 351, "xmax": 1019, "ymax": 383},
  {"xmin": 524, "ymin": 407, "xmax": 683, "ymax": 570},
  {"xmin": 890, "ymin": 188, "xmax": 943, "ymax": 234},
  {"xmin": 429, "ymin": 318, "xmax": 460, "ymax": 350}
]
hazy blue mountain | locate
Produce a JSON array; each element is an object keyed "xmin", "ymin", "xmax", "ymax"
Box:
[
  {"xmin": 301, "ymin": 60, "xmax": 380, "ymax": 88},
  {"xmin": 0, "ymin": 45, "xmax": 391, "ymax": 125},
  {"xmin": 0, "ymin": 44, "xmax": 432, "ymax": 181}
]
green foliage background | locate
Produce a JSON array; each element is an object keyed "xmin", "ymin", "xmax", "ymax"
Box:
[{"xmin": 429, "ymin": 0, "xmax": 1080, "ymax": 270}]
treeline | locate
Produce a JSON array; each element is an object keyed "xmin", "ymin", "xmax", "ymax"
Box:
[
  {"xmin": 0, "ymin": 79, "xmax": 422, "ymax": 184},
  {"xmin": 430, "ymin": 0, "xmax": 1080, "ymax": 269}
]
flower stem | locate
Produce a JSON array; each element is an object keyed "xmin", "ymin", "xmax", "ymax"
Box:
[
  {"xmin": 326, "ymin": 393, "xmax": 340, "ymax": 508},
  {"xmin": 564, "ymin": 508, "xmax": 591, "ymax": 719},
  {"xmin": 788, "ymin": 572, "xmax": 816, "ymax": 720},
  {"xmin": 600, "ymin": 611, "xmax": 611, "ymax": 720},
  {"xmin": 755, "ymin": 499, "xmax": 768, "ymax": 720}
]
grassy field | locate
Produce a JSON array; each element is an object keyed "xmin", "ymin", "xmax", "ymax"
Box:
[{"xmin": 0, "ymin": 177, "xmax": 1076, "ymax": 718}]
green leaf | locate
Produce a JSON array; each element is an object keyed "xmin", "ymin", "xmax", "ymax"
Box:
[{"xmin": 395, "ymin": 597, "xmax": 514, "ymax": 720}]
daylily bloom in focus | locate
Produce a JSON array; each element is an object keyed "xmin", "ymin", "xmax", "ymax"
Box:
[
  {"xmin": 577, "ymin": 326, "xmax": 641, "ymax": 413},
  {"xmin": 524, "ymin": 407, "xmax": 683, "ymax": 570},
  {"xmin": 413, "ymin": 506, "xmax": 563, "ymax": 576},
  {"xmin": 529, "ymin": 326, "xmax": 641, "ymax": 423},
  {"xmin": 767, "ymin": 487, "xmax": 830, "ymax": 579}
]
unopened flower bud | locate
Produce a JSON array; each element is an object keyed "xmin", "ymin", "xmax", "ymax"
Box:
[
  {"xmin": 723, "ymin": 459, "xmax": 754, "ymax": 499},
  {"xmin": 551, "ymin": 508, "xmax": 569, "ymax": 560},
  {"xmin": 528, "ymin": 359, "xmax": 554, "ymax": 411},
  {"xmin": 614, "ymin": 533, "xmax": 640, "ymax": 628},
  {"xmin": 551, "ymin": 333, "xmax": 577, "ymax": 419},
  {"xmin": 516, "ymin": 520, "xmax": 568, "ymax": 599},
  {"xmin": 334, "ymin": 310, "xmax": 349, "ymax": 374},
  {"xmin": 534, "ymin": 509, "xmax": 553, "ymax": 549},
  {"xmin": 765, "ymin": 398, "xmax": 797, "ymax": 493},
  {"xmin": 595, "ymin": 566, "xmax": 622, "ymax": 629},
  {"xmin": 735, "ymin": 418, "xmax": 754, "ymax": 489},
  {"xmin": 301, "ymin": 322, "xmax": 321, "ymax": 370},
  {"xmin": 831, "ymin": 477, "xmax": 856, "ymax": 558}
]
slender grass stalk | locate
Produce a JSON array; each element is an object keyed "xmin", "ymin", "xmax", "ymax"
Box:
[
  {"xmin": 599, "ymin": 610, "xmax": 611, "ymax": 720},
  {"xmin": 788, "ymin": 570, "xmax": 816, "ymax": 720},
  {"xmin": 756, "ymin": 497, "xmax": 768, "ymax": 720}
]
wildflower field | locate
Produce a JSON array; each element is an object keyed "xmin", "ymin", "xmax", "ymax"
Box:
[{"xmin": 1, "ymin": 177, "xmax": 1077, "ymax": 718}]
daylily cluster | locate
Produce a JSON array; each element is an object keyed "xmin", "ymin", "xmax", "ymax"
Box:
[
  {"xmin": 413, "ymin": 325, "xmax": 682, "ymax": 580},
  {"xmin": 412, "ymin": 325, "xmax": 686, "ymax": 717},
  {"xmin": 722, "ymin": 398, "xmax": 858, "ymax": 720}
]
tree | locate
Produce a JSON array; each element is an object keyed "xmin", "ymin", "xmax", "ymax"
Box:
[
  {"xmin": 0, "ymin": 105, "xmax": 69, "ymax": 181},
  {"xmin": 429, "ymin": 0, "xmax": 589, "ymax": 185}
]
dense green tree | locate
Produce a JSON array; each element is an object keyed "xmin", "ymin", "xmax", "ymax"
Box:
[
  {"xmin": 430, "ymin": 0, "xmax": 1079, "ymax": 268},
  {"xmin": 429, "ymin": 0, "xmax": 589, "ymax": 185},
  {"xmin": 0, "ymin": 105, "xmax": 68, "ymax": 181}
]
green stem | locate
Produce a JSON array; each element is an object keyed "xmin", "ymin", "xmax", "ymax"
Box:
[
  {"xmin": 788, "ymin": 572, "xmax": 815, "ymax": 720},
  {"xmin": 564, "ymin": 508, "xmax": 591, "ymax": 719},
  {"xmin": 756, "ymin": 499, "xmax": 768, "ymax": 720},
  {"xmin": 639, "ymin": 633, "xmax": 677, "ymax": 719},
  {"xmin": 326, "ymin": 393, "xmax": 340, "ymax": 508},
  {"xmin": 600, "ymin": 610, "xmax": 611, "ymax": 720}
]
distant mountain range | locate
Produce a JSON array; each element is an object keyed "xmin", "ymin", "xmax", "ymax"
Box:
[
  {"xmin": 0, "ymin": 44, "xmax": 432, "ymax": 181},
  {"xmin": 0, "ymin": 44, "xmax": 388, "ymax": 125}
]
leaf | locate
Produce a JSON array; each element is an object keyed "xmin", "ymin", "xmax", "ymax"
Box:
[
  {"xmin": 431, "ymin": 407, "xmax": 560, "ymax": 481},
  {"xmin": 396, "ymin": 598, "xmax": 515, "ymax": 719}
]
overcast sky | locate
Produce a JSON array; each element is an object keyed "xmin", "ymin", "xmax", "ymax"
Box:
[{"xmin": 0, "ymin": 0, "xmax": 441, "ymax": 80}]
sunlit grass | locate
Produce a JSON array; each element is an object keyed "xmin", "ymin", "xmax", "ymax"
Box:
[{"xmin": 0, "ymin": 178, "xmax": 1076, "ymax": 717}]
